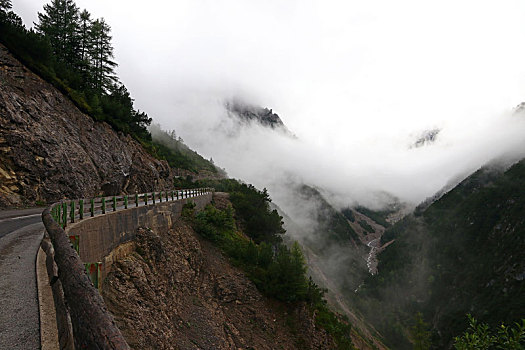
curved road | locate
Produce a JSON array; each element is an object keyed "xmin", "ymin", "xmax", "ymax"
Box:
[{"xmin": 0, "ymin": 208, "xmax": 44, "ymax": 350}]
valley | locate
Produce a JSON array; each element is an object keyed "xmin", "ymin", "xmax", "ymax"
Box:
[{"xmin": 1, "ymin": 1, "xmax": 524, "ymax": 349}]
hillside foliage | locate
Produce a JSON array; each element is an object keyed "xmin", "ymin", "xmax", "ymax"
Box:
[
  {"xmin": 454, "ymin": 315, "xmax": 525, "ymax": 350},
  {"xmin": 353, "ymin": 161, "xmax": 525, "ymax": 349},
  {"xmin": 148, "ymin": 124, "xmax": 217, "ymax": 173},
  {"xmin": 182, "ymin": 180, "xmax": 355, "ymax": 349},
  {"xmin": 0, "ymin": 1, "xmax": 215, "ymax": 174}
]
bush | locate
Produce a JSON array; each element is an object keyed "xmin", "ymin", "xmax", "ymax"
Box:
[{"xmin": 454, "ymin": 315, "xmax": 525, "ymax": 350}]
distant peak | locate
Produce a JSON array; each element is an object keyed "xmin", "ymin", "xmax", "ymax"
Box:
[
  {"xmin": 410, "ymin": 128, "xmax": 440, "ymax": 149},
  {"xmin": 513, "ymin": 102, "xmax": 525, "ymax": 114},
  {"xmin": 225, "ymin": 99, "xmax": 291, "ymax": 133}
]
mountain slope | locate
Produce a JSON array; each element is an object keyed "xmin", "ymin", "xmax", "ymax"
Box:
[
  {"xmin": 0, "ymin": 43, "xmax": 217, "ymax": 207},
  {"xmin": 102, "ymin": 224, "xmax": 336, "ymax": 350},
  {"xmin": 354, "ymin": 160, "xmax": 525, "ymax": 348}
]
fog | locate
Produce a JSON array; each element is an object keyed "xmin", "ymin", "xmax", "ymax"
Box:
[{"xmin": 15, "ymin": 0, "xmax": 525, "ymax": 209}]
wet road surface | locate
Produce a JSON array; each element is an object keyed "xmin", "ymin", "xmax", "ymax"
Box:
[{"xmin": 0, "ymin": 208, "xmax": 44, "ymax": 350}]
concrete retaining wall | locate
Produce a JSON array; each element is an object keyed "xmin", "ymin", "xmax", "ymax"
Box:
[{"xmin": 65, "ymin": 194, "xmax": 212, "ymax": 281}]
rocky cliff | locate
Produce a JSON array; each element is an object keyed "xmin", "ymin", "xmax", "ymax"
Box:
[
  {"xmin": 102, "ymin": 222, "xmax": 336, "ymax": 349},
  {"xmin": 225, "ymin": 99, "xmax": 292, "ymax": 134},
  {"xmin": 0, "ymin": 43, "xmax": 174, "ymax": 207}
]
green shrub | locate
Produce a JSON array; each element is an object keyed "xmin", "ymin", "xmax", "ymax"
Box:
[
  {"xmin": 454, "ymin": 315, "xmax": 525, "ymax": 350},
  {"xmin": 181, "ymin": 201, "xmax": 196, "ymax": 219}
]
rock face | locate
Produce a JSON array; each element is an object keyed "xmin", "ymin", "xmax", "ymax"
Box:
[
  {"xmin": 102, "ymin": 223, "xmax": 336, "ymax": 350},
  {"xmin": 226, "ymin": 99, "xmax": 291, "ymax": 133},
  {"xmin": 0, "ymin": 44, "xmax": 174, "ymax": 207},
  {"xmin": 411, "ymin": 128, "xmax": 440, "ymax": 148}
]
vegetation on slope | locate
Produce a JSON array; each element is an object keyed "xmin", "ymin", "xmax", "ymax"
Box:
[
  {"xmin": 354, "ymin": 206, "xmax": 393, "ymax": 228},
  {"xmin": 0, "ymin": 1, "xmax": 215, "ymax": 174},
  {"xmin": 148, "ymin": 124, "xmax": 217, "ymax": 173},
  {"xmin": 453, "ymin": 315, "xmax": 525, "ymax": 350},
  {"xmin": 354, "ymin": 161, "xmax": 525, "ymax": 349},
  {"xmin": 297, "ymin": 185, "xmax": 360, "ymax": 247},
  {"xmin": 183, "ymin": 181, "xmax": 356, "ymax": 349}
]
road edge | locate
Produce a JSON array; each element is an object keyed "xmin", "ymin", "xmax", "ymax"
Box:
[{"xmin": 36, "ymin": 241, "xmax": 59, "ymax": 349}]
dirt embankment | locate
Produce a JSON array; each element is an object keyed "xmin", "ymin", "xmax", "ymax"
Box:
[{"xmin": 102, "ymin": 221, "xmax": 336, "ymax": 350}]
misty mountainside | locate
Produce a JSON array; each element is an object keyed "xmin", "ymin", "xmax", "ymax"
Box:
[
  {"xmin": 225, "ymin": 99, "xmax": 292, "ymax": 134},
  {"xmin": 0, "ymin": 43, "xmax": 219, "ymax": 207},
  {"xmin": 0, "ymin": 7, "xmax": 222, "ymax": 206},
  {"xmin": 353, "ymin": 159, "xmax": 525, "ymax": 349},
  {"xmin": 148, "ymin": 123, "xmax": 225, "ymax": 178},
  {"xmin": 277, "ymin": 183, "xmax": 397, "ymax": 349},
  {"xmin": 281, "ymin": 185, "xmax": 368, "ymax": 286}
]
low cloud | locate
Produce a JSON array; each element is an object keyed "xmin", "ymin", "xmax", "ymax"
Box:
[{"xmin": 163, "ymin": 93, "xmax": 525, "ymax": 213}]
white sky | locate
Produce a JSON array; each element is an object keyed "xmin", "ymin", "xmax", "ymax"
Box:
[{"xmin": 13, "ymin": 0, "xmax": 525, "ymax": 207}]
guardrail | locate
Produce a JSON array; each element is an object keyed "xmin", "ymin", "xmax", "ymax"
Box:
[
  {"xmin": 41, "ymin": 188, "xmax": 213, "ymax": 350},
  {"xmin": 49, "ymin": 188, "xmax": 211, "ymax": 228}
]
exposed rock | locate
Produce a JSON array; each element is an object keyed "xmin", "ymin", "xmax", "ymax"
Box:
[
  {"xmin": 102, "ymin": 223, "xmax": 336, "ymax": 349},
  {"xmin": 0, "ymin": 43, "xmax": 175, "ymax": 207},
  {"xmin": 225, "ymin": 99, "xmax": 292, "ymax": 134},
  {"xmin": 411, "ymin": 128, "xmax": 440, "ymax": 148}
]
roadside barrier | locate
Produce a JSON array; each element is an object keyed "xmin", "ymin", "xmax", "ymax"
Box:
[{"xmin": 41, "ymin": 188, "xmax": 213, "ymax": 349}]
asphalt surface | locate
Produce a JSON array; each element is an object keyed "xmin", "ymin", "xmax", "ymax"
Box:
[{"xmin": 0, "ymin": 208, "xmax": 45, "ymax": 350}]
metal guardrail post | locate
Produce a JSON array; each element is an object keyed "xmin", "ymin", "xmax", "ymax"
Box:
[
  {"xmin": 152, "ymin": 192, "xmax": 155, "ymax": 205},
  {"xmin": 79, "ymin": 200, "xmax": 84, "ymax": 220},
  {"xmin": 135, "ymin": 193, "xmax": 138, "ymax": 207},
  {"xmin": 101, "ymin": 198, "xmax": 106, "ymax": 214},
  {"xmin": 62, "ymin": 202, "xmax": 67, "ymax": 228},
  {"xmin": 112, "ymin": 196, "xmax": 117, "ymax": 212},
  {"xmin": 144, "ymin": 193, "xmax": 148, "ymax": 205},
  {"xmin": 70, "ymin": 201, "xmax": 75, "ymax": 223},
  {"xmin": 124, "ymin": 195, "xmax": 128, "ymax": 209},
  {"xmin": 159, "ymin": 191, "xmax": 162, "ymax": 203},
  {"xmin": 90, "ymin": 199, "xmax": 94, "ymax": 217}
]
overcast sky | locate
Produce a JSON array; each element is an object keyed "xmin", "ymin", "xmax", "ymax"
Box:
[{"xmin": 13, "ymin": 0, "xmax": 525, "ymax": 207}]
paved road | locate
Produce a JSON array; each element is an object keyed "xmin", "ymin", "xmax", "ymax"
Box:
[{"xmin": 0, "ymin": 208, "xmax": 45, "ymax": 350}]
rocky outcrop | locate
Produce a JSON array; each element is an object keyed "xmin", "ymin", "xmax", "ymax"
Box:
[
  {"xmin": 0, "ymin": 43, "xmax": 174, "ymax": 207},
  {"xmin": 102, "ymin": 223, "xmax": 336, "ymax": 350},
  {"xmin": 225, "ymin": 99, "xmax": 292, "ymax": 133},
  {"xmin": 411, "ymin": 128, "xmax": 440, "ymax": 148}
]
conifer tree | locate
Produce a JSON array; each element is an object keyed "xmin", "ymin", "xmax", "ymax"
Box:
[
  {"xmin": 89, "ymin": 18, "xmax": 116, "ymax": 92},
  {"xmin": 77, "ymin": 9, "xmax": 92, "ymax": 82},
  {"xmin": 0, "ymin": 0, "xmax": 20, "ymax": 26},
  {"xmin": 410, "ymin": 313, "xmax": 431, "ymax": 350},
  {"xmin": 0, "ymin": 0, "xmax": 12, "ymax": 12},
  {"xmin": 36, "ymin": 0, "xmax": 80, "ymax": 66}
]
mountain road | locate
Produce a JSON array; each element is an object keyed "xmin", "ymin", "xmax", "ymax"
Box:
[{"xmin": 0, "ymin": 208, "xmax": 44, "ymax": 349}]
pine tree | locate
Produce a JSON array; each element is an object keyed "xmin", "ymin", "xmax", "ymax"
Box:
[
  {"xmin": 89, "ymin": 18, "xmax": 116, "ymax": 92},
  {"xmin": 77, "ymin": 9, "xmax": 92, "ymax": 83},
  {"xmin": 36, "ymin": 0, "xmax": 80, "ymax": 66},
  {"xmin": 0, "ymin": 0, "xmax": 20, "ymax": 26},
  {"xmin": 410, "ymin": 313, "xmax": 431, "ymax": 350},
  {"xmin": 0, "ymin": 0, "xmax": 12, "ymax": 12}
]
